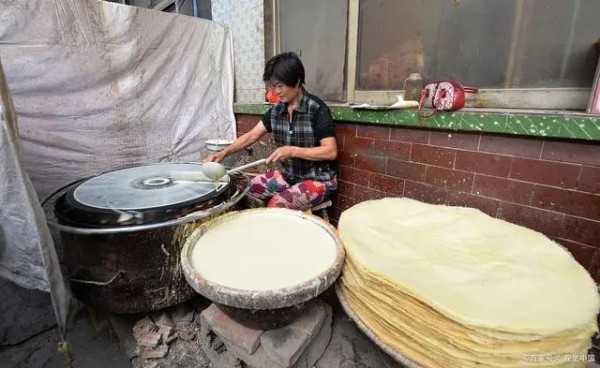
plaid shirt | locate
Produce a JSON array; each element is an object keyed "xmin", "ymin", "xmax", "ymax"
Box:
[{"xmin": 262, "ymin": 92, "xmax": 338, "ymax": 184}]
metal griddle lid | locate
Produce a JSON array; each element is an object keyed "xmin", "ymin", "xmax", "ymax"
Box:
[{"xmin": 72, "ymin": 163, "xmax": 229, "ymax": 211}]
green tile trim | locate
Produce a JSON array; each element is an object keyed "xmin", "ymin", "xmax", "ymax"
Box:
[
  {"xmin": 234, "ymin": 103, "xmax": 271, "ymax": 115},
  {"xmin": 233, "ymin": 104, "xmax": 600, "ymax": 141}
]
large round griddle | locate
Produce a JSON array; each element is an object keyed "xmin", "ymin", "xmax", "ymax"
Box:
[
  {"xmin": 72, "ymin": 163, "xmax": 229, "ymax": 210},
  {"xmin": 40, "ymin": 163, "xmax": 250, "ymax": 313},
  {"xmin": 51, "ymin": 163, "xmax": 238, "ymax": 228}
]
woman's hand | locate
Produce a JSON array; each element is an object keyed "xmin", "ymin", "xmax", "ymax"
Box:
[
  {"xmin": 204, "ymin": 151, "xmax": 227, "ymax": 163},
  {"xmin": 267, "ymin": 146, "xmax": 298, "ymax": 163},
  {"xmin": 267, "ymin": 138, "xmax": 337, "ymax": 163}
]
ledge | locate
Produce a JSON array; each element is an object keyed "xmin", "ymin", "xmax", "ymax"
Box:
[{"xmin": 234, "ymin": 103, "xmax": 600, "ymax": 141}]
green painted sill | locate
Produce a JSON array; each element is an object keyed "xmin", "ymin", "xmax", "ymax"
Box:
[{"xmin": 234, "ymin": 103, "xmax": 600, "ymax": 141}]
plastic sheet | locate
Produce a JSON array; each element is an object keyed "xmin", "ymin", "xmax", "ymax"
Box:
[{"xmin": 0, "ymin": 0, "xmax": 236, "ymax": 337}]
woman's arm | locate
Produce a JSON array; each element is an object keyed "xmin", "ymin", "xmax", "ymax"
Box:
[
  {"xmin": 205, "ymin": 121, "xmax": 268, "ymax": 162},
  {"xmin": 267, "ymin": 137, "xmax": 338, "ymax": 163}
]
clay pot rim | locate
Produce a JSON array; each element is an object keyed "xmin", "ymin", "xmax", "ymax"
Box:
[{"xmin": 180, "ymin": 208, "xmax": 345, "ymax": 310}]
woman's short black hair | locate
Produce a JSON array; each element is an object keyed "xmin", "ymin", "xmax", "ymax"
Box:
[{"xmin": 263, "ymin": 52, "xmax": 305, "ymax": 87}]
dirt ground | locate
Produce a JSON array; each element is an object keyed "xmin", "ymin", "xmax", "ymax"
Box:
[
  {"xmin": 7, "ymin": 280, "xmax": 597, "ymax": 368},
  {"xmin": 0, "ymin": 282, "xmax": 391, "ymax": 368},
  {"xmin": 0, "ymin": 309, "xmax": 130, "ymax": 368}
]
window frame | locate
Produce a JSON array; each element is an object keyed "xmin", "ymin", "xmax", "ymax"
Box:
[{"xmin": 343, "ymin": 0, "xmax": 590, "ymax": 110}]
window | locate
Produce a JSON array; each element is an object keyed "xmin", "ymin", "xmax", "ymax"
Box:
[{"xmin": 277, "ymin": 0, "xmax": 600, "ymax": 110}]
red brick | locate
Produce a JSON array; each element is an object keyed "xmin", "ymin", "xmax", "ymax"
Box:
[
  {"xmin": 369, "ymin": 173, "xmax": 404, "ymax": 196},
  {"xmin": 410, "ymin": 144, "xmax": 455, "ymax": 168},
  {"xmin": 425, "ymin": 166, "xmax": 474, "ymax": 192},
  {"xmin": 563, "ymin": 216, "xmax": 600, "ymax": 248},
  {"xmin": 354, "ymin": 185, "xmax": 389, "ymax": 202},
  {"xmin": 201, "ymin": 304, "xmax": 263, "ymax": 354},
  {"xmin": 339, "ymin": 166, "xmax": 369, "ymax": 187},
  {"xmin": 332, "ymin": 194, "xmax": 360, "ymax": 211},
  {"xmin": 404, "ymin": 181, "xmax": 499, "ymax": 217},
  {"xmin": 479, "ymin": 134, "xmax": 543, "ymax": 158},
  {"xmin": 357, "ymin": 125, "xmax": 390, "ymax": 140},
  {"xmin": 336, "ymin": 180, "xmax": 356, "ymax": 198},
  {"xmin": 510, "ymin": 158, "xmax": 580, "ymax": 188},
  {"xmin": 586, "ymin": 252, "xmax": 600, "ymax": 284},
  {"xmin": 335, "ymin": 123, "xmax": 357, "ymax": 138},
  {"xmin": 496, "ymin": 202, "xmax": 565, "ymax": 238},
  {"xmin": 337, "ymin": 152, "xmax": 355, "ymax": 167},
  {"xmin": 344, "ymin": 136, "xmax": 374, "ymax": 155},
  {"xmin": 373, "ymin": 140, "xmax": 410, "ymax": 160},
  {"xmin": 390, "ymin": 127, "xmax": 430, "ymax": 144},
  {"xmin": 334, "ymin": 133, "xmax": 345, "ymax": 151},
  {"xmin": 387, "ymin": 159, "xmax": 427, "ymax": 182},
  {"xmin": 550, "ymin": 238, "xmax": 596, "ymax": 270},
  {"xmin": 541, "ymin": 140, "xmax": 600, "ymax": 167},
  {"xmin": 429, "ymin": 131, "xmax": 480, "ymax": 150},
  {"xmin": 473, "ymin": 175, "xmax": 534, "ymax": 205},
  {"xmin": 455, "ymin": 151, "xmax": 512, "ymax": 177},
  {"xmin": 578, "ymin": 166, "xmax": 600, "ymax": 193},
  {"xmin": 355, "ymin": 154, "xmax": 387, "ymax": 173},
  {"xmin": 532, "ymin": 186, "xmax": 600, "ymax": 221},
  {"xmin": 236, "ymin": 116, "xmax": 257, "ymax": 134}
]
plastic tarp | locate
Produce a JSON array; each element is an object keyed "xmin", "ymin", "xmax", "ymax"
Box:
[
  {"xmin": 0, "ymin": 58, "xmax": 69, "ymax": 339},
  {"xmin": 0, "ymin": 0, "xmax": 236, "ymax": 336}
]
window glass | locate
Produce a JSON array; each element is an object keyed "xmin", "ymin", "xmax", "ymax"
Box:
[
  {"xmin": 280, "ymin": 0, "xmax": 348, "ymax": 101},
  {"xmin": 358, "ymin": 0, "xmax": 600, "ymax": 90}
]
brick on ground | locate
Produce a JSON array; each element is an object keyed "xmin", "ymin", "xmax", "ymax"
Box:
[
  {"xmin": 154, "ymin": 312, "xmax": 175, "ymax": 329},
  {"xmin": 198, "ymin": 319, "xmax": 245, "ymax": 368},
  {"xmin": 133, "ymin": 317, "xmax": 158, "ymax": 339},
  {"xmin": 292, "ymin": 311, "xmax": 332, "ymax": 368},
  {"xmin": 200, "ymin": 304, "xmax": 264, "ymax": 354},
  {"xmin": 260, "ymin": 301, "xmax": 331, "ymax": 367},
  {"xmin": 224, "ymin": 308, "xmax": 332, "ymax": 368},
  {"xmin": 141, "ymin": 344, "xmax": 169, "ymax": 359},
  {"xmin": 133, "ymin": 317, "xmax": 162, "ymax": 348},
  {"xmin": 200, "ymin": 301, "xmax": 333, "ymax": 368}
]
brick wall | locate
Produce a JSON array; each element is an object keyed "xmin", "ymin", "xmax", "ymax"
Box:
[{"xmin": 235, "ymin": 115, "xmax": 600, "ymax": 281}]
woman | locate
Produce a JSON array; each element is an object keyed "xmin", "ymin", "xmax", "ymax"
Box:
[{"xmin": 205, "ymin": 52, "xmax": 338, "ymax": 211}]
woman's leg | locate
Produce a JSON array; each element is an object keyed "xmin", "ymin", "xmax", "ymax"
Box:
[
  {"xmin": 249, "ymin": 170, "xmax": 290, "ymax": 201},
  {"xmin": 267, "ymin": 179, "xmax": 332, "ymax": 211}
]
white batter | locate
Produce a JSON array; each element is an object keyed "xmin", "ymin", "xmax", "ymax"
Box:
[{"xmin": 190, "ymin": 210, "xmax": 337, "ymax": 291}]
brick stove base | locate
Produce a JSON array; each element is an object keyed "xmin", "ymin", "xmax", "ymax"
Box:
[{"xmin": 199, "ymin": 301, "xmax": 332, "ymax": 368}]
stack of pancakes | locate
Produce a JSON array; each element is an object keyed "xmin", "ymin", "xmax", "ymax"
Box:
[{"xmin": 338, "ymin": 198, "xmax": 599, "ymax": 368}]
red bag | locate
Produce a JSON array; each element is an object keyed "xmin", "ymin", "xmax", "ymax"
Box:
[{"xmin": 418, "ymin": 80, "xmax": 478, "ymax": 118}]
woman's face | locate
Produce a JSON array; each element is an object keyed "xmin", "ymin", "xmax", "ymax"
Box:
[{"xmin": 268, "ymin": 80, "xmax": 301, "ymax": 104}]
